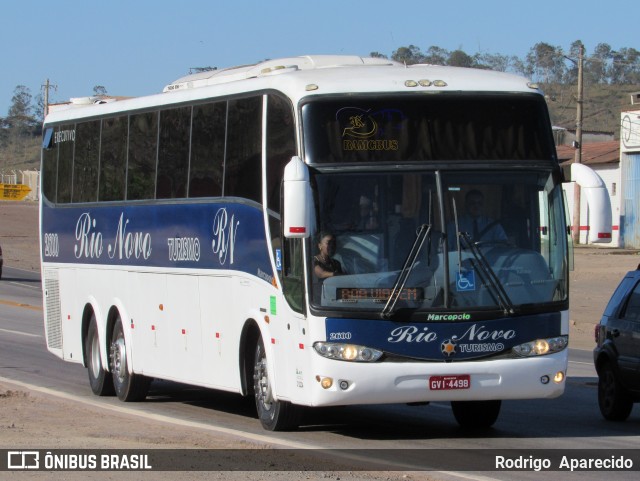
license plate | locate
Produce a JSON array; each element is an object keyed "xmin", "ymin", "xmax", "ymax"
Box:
[{"xmin": 429, "ymin": 375, "xmax": 471, "ymax": 390}]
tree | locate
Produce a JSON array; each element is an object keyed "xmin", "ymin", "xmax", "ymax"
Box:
[
  {"xmin": 422, "ymin": 46, "xmax": 448, "ymax": 66},
  {"xmin": 448, "ymin": 49, "xmax": 474, "ymax": 68},
  {"xmin": 369, "ymin": 51, "xmax": 388, "ymax": 59},
  {"xmin": 391, "ymin": 45, "xmax": 425, "ymax": 65},
  {"xmin": 6, "ymin": 85, "xmax": 37, "ymax": 134},
  {"xmin": 609, "ymin": 48, "xmax": 640, "ymax": 84},
  {"xmin": 526, "ymin": 42, "xmax": 566, "ymax": 83},
  {"xmin": 93, "ymin": 85, "xmax": 108, "ymax": 96},
  {"xmin": 474, "ymin": 52, "xmax": 515, "ymax": 72}
]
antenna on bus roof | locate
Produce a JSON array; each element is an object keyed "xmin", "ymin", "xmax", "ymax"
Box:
[{"xmin": 189, "ymin": 67, "xmax": 217, "ymax": 74}]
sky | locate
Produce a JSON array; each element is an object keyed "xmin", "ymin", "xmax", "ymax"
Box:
[{"xmin": 1, "ymin": 0, "xmax": 637, "ymax": 117}]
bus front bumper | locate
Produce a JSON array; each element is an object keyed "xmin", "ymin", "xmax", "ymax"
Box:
[{"xmin": 302, "ymin": 350, "xmax": 567, "ymax": 407}]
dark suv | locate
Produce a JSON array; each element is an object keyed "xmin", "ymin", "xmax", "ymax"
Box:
[{"xmin": 594, "ymin": 267, "xmax": 640, "ymax": 421}]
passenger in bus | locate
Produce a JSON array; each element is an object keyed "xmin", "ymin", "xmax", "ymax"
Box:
[
  {"xmin": 449, "ymin": 189, "xmax": 507, "ymax": 248},
  {"xmin": 357, "ymin": 196, "xmax": 378, "ymax": 230},
  {"xmin": 314, "ymin": 232, "xmax": 344, "ymax": 279}
]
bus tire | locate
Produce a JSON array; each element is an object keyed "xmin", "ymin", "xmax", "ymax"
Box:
[
  {"xmin": 598, "ymin": 362, "xmax": 633, "ymax": 421},
  {"xmin": 85, "ymin": 315, "xmax": 114, "ymax": 396},
  {"xmin": 451, "ymin": 400, "xmax": 501, "ymax": 429},
  {"xmin": 253, "ymin": 335, "xmax": 301, "ymax": 431},
  {"xmin": 109, "ymin": 316, "xmax": 150, "ymax": 402}
]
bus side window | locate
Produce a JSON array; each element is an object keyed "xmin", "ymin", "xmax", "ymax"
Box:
[
  {"xmin": 127, "ymin": 112, "xmax": 158, "ymax": 201},
  {"xmin": 282, "ymin": 237, "xmax": 305, "ymax": 313},
  {"xmin": 57, "ymin": 123, "xmax": 75, "ymax": 203},
  {"xmin": 225, "ymin": 97, "xmax": 262, "ymax": 203},
  {"xmin": 42, "ymin": 128, "xmax": 58, "ymax": 202},
  {"xmin": 99, "ymin": 116, "xmax": 127, "ymax": 201},
  {"xmin": 266, "ymin": 94, "xmax": 300, "ymax": 311},
  {"xmin": 189, "ymin": 102, "xmax": 225, "ymax": 198},
  {"xmin": 157, "ymin": 106, "xmax": 191, "ymax": 199},
  {"xmin": 73, "ymin": 120, "xmax": 100, "ymax": 203}
]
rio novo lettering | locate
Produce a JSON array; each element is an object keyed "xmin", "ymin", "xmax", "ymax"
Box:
[
  {"xmin": 73, "ymin": 212, "xmax": 152, "ymax": 261},
  {"xmin": 387, "ymin": 323, "xmax": 517, "ymax": 344}
]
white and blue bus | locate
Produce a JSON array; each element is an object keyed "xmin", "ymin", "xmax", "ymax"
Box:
[{"xmin": 40, "ymin": 55, "xmax": 607, "ymax": 431}]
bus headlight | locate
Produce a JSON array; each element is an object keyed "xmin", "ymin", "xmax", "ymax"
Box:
[
  {"xmin": 313, "ymin": 342, "xmax": 383, "ymax": 362},
  {"xmin": 512, "ymin": 336, "xmax": 568, "ymax": 357}
]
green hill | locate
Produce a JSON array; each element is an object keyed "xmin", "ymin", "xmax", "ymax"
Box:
[{"xmin": 543, "ymin": 82, "xmax": 640, "ymax": 136}]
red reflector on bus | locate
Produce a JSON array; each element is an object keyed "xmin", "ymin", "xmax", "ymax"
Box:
[
  {"xmin": 598, "ymin": 233, "xmax": 612, "ymax": 239},
  {"xmin": 289, "ymin": 227, "xmax": 306, "ymax": 234}
]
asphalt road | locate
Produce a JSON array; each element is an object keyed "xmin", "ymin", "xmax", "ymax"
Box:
[{"xmin": 1, "ymin": 265, "xmax": 640, "ymax": 480}]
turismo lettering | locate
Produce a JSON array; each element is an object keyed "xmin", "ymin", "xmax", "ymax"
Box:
[
  {"xmin": 459, "ymin": 343, "xmax": 504, "ymax": 353},
  {"xmin": 167, "ymin": 236, "xmax": 200, "ymax": 262}
]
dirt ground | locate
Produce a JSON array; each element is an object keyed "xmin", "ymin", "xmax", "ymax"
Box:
[{"xmin": 1, "ymin": 200, "xmax": 638, "ymax": 479}]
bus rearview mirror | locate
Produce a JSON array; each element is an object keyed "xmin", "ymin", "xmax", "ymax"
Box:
[{"xmin": 283, "ymin": 156, "xmax": 316, "ymax": 239}]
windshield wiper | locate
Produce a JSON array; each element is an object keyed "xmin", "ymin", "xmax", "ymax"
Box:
[
  {"xmin": 459, "ymin": 232, "xmax": 515, "ymax": 316},
  {"xmin": 381, "ymin": 224, "xmax": 432, "ymax": 320}
]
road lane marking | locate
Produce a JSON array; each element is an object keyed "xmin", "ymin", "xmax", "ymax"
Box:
[
  {"xmin": 8, "ymin": 281, "xmax": 41, "ymax": 291},
  {"xmin": 568, "ymin": 360, "xmax": 592, "ymax": 365},
  {"xmin": 0, "ymin": 299, "xmax": 43, "ymax": 311},
  {"xmin": 0, "ymin": 327, "xmax": 42, "ymax": 338}
]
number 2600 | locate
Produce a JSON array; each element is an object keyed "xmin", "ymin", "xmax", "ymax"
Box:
[
  {"xmin": 329, "ymin": 332, "xmax": 352, "ymax": 341},
  {"xmin": 43, "ymin": 233, "xmax": 59, "ymax": 257}
]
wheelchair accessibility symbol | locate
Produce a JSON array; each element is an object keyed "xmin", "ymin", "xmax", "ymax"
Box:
[{"xmin": 456, "ymin": 270, "xmax": 476, "ymax": 292}]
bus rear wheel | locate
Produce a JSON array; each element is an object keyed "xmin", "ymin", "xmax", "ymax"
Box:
[
  {"xmin": 85, "ymin": 315, "xmax": 114, "ymax": 396},
  {"xmin": 253, "ymin": 336, "xmax": 301, "ymax": 431},
  {"xmin": 109, "ymin": 316, "xmax": 150, "ymax": 402},
  {"xmin": 451, "ymin": 400, "xmax": 501, "ymax": 429}
]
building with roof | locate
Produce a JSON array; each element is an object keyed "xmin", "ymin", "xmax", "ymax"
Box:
[{"xmin": 619, "ymin": 108, "xmax": 640, "ymax": 248}]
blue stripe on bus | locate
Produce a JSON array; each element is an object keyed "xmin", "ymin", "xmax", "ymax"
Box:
[
  {"xmin": 41, "ymin": 202, "xmax": 276, "ymax": 285},
  {"xmin": 326, "ymin": 313, "xmax": 562, "ymax": 360}
]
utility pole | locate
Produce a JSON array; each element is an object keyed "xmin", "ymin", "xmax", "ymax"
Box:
[
  {"xmin": 41, "ymin": 79, "xmax": 57, "ymax": 120},
  {"xmin": 572, "ymin": 45, "xmax": 584, "ymax": 245}
]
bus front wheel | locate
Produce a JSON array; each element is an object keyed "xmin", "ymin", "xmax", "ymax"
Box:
[
  {"xmin": 85, "ymin": 315, "xmax": 114, "ymax": 396},
  {"xmin": 109, "ymin": 316, "xmax": 150, "ymax": 402},
  {"xmin": 451, "ymin": 400, "xmax": 501, "ymax": 429},
  {"xmin": 253, "ymin": 336, "xmax": 301, "ymax": 431}
]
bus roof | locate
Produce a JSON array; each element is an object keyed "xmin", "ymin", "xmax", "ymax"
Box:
[{"xmin": 44, "ymin": 55, "xmax": 542, "ymax": 124}]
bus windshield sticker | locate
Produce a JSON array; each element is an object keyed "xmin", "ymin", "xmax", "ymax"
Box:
[
  {"xmin": 338, "ymin": 107, "xmax": 404, "ymax": 152},
  {"xmin": 275, "ymin": 249, "xmax": 282, "ymax": 271},
  {"xmin": 337, "ymin": 287, "xmax": 424, "ymax": 302},
  {"xmin": 456, "ymin": 271, "xmax": 476, "ymax": 292}
]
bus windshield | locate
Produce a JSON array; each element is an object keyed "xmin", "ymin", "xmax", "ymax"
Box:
[{"xmin": 309, "ymin": 170, "xmax": 568, "ymax": 315}]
